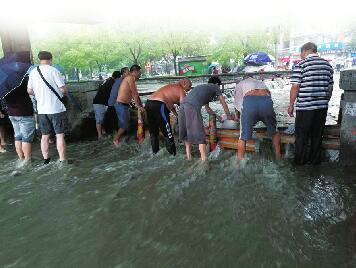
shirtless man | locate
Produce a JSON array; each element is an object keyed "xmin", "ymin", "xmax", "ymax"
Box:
[
  {"xmin": 114, "ymin": 65, "xmax": 144, "ymax": 145},
  {"xmin": 234, "ymin": 77, "xmax": 281, "ymax": 160},
  {"xmin": 145, "ymin": 79, "xmax": 192, "ymax": 155}
]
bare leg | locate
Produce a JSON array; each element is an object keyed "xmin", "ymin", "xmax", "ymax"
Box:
[
  {"xmin": 56, "ymin": 134, "xmax": 66, "ymax": 161},
  {"xmin": 0, "ymin": 144, "xmax": 6, "ymax": 153},
  {"xmin": 22, "ymin": 142, "xmax": 32, "ymax": 161},
  {"xmin": 237, "ymin": 139, "xmax": 246, "ymax": 160},
  {"xmin": 41, "ymin": 135, "xmax": 50, "ymax": 160},
  {"xmin": 113, "ymin": 128, "xmax": 125, "ymax": 145},
  {"xmin": 198, "ymin": 144, "xmax": 207, "ymax": 161},
  {"xmin": 0, "ymin": 126, "xmax": 5, "ymax": 145},
  {"xmin": 15, "ymin": 140, "xmax": 24, "ymax": 159},
  {"xmin": 185, "ymin": 141, "xmax": 192, "ymax": 160},
  {"xmin": 96, "ymin": 124, "xmax": 103, "ymax": 139},
  {"xmin": 272, "ymin": 132, "xmax": 282, "ymax": 158}
]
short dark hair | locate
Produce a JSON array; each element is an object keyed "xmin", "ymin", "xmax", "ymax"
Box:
[
  {"xmin": 121, "ymin": 67, "xmax": 129, "ymax": 75},
  {"xmin": 130, "ymin": 64, "xmax": 141, "ymax": 72},
  {"xmin": 111, "ymin": 71, "xmax": 121, "ymax": 79},
  {"xmin": 208, "ymin": 76, "xmax": 222, "ymax": 85},
  {"xmin": 38, "ymin": 51, "xmax": 53, "ymax": 60},
  {"xmin": 301, "ymin": 42, "xmax": 317, "ymax": 53}
]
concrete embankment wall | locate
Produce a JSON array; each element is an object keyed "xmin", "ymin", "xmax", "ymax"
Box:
[{"xmin": 66, "ymin": 81, "xmax": 101, "ymax": 140}]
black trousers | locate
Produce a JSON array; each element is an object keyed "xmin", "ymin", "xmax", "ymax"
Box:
[
  {"xmin": 145, "ymin": 100, "xmax": 176, "ymax": 155},
  {"xmin": 295, "ymin": 109, "xmax": 327, "ymax": 165}
]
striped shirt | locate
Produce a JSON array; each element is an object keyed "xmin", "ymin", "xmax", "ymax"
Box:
[{"xmin": 290, "ymin": 54, "xmax": 334, "ymax": 111}]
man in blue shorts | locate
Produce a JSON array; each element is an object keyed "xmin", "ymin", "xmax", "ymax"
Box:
[
  {"xmin": 114, "ymin": 65, "xmax": 144, "ymax": 145},
  {"xmin": 234, "ymin": 77, "xmax": 281, "ymax": 160}
]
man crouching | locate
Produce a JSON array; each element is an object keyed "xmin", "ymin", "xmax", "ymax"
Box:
[
  {"xmin": 234, "ymin": 77, "xmax": 281, "ymax": 160},
  {"xmin": 146, "ymin": 79, "xmax": 192, "ymax": 155}
]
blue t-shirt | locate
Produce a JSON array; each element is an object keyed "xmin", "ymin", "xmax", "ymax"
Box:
[{"xmin": 108, "ymin": 77, "xmax": 123, "ymax": 107}]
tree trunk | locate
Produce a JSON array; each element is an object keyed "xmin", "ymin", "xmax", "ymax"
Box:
[
  {"xmin": 75, "ymin": 68, "xmax": 80, "ymax": 81},
  {"xmin": 173, "ymin": 54, "xmax": 178, "ymax": 76},
  {"xmin": 89, "ymin": 65, "xmax": 93, "ymax": 79},
  {"xmin": 95, "ymin": 60, "xmax": 103, "ymax": 73}
]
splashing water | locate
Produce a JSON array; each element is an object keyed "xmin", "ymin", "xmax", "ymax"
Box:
[{"xmin": 1, "ymin": 136, "xmax": 356, "ymax": 267}]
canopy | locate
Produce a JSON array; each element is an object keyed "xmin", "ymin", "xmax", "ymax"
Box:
[{"xmin": 244, "ymin": 52, "xmax": 275, "ymax": 65}]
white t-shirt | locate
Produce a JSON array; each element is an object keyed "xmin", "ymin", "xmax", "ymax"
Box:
[
  {"xmin": 234, "ymin": 78, "xmax": 268, "ymax": 112},
  {"xmin": 28, "ymin": 65, "xmax": 66, "ymax": 114}
]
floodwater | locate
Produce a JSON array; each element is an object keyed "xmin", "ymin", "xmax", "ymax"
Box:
[{"xmin": 1, "ymin": 74, "xmax": 355, "ymax": 268}]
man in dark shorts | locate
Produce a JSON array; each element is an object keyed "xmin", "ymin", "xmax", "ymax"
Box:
[
  {"xmin": 234, "ymin": 77, "xmax": 281, "ymax": 160},
  {"xmin": 28, "ymin": 51, "xmax": 68, "ymax": 163},
  {"xmin": 146, "ymin": 79, "xmax": 192, "ymax": 155},
  {"xmin": 93, "ymin": 70, "xmax": 121, "ymax": 138},
  {"xmin": 179, "ymin": 76, "xmax": 234, "ymax": 161}
]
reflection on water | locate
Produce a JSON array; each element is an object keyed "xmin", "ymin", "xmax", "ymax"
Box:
[{"xmin": 1, "ymin": 138, "xmax": 356, "ymax": 267}]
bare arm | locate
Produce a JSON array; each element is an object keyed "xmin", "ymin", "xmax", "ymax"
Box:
[
  {"xmin": 218, "ymin": 95, "xmax": 233, "ymax": 120},
  {"xmin": 235, "ymin": 108, "xmax": 240, "ymax": 120},
  {"xmin": 328, "ymin": 85, "xmax": 333, "ymax": 99},
  {"xmin": 170, "ymin": 105, "xmax": 178, "ymax": 117},
  {"xmin": 60, "ymin": 86, "xmax": 68, "ymax": 96},
  {"xmin": 288, "ymin": 84, "xmax": 299, "ymax": 117},
  {"xmin": 27, "ymin": 87, "xmax": 34, "ymax": 96},
  {"xmin": 179, "ymin": 89, "xmax": 186, "ymax": 104},
  {"xmin": 129, "ymin": 80, "xmax": 143, "ymax": 109},
  {"xmin": 205, "ymin": 104, "xmax": 215, "ymax": 115}
]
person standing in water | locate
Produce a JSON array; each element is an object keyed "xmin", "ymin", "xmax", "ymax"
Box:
[
  {"xmin": 0, "ymin": 106, "xmax": 6, "ymax": 153},
  {"xmin": 5, "ymin": 75, "xmax": 36, "ymax": 162},
  {"xmin": 146, "ymin": 78, "xmax": 192, "ymax": 155},
  {"xmin": 234, "ymin": 77, "xmax": 281, "ymax": 160},
  {"xmin": 27, "ymin": 51, "xmax": 68, "ymax": 164},
  {"xmin": 114, "ymin": 65, "xmax": 144, "ymax": 145},
  {"xmin": 179, "ymin": 76, "xmax": 234, "ymax": 161},
  {"xmin": 92, "ymin": 70, "xmax": 121, "ymax": 139},
  {"xmin": 288, "ymin": 42, "xmax": 334, "ymax": 165}
]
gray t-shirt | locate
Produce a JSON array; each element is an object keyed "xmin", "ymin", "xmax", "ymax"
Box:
[{"xmin": 183, "ymin": 84, "xmax": 222, "ymax": 109}]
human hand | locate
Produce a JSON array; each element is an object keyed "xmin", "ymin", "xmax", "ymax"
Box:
[
  {"xmin": 138, "ymin": 107, "xmax": 145, "ymax": 113},
  {"xmin": 288, "ymin": 105, "xmax": 294, "ymax": 117},
  {"xmin": 226, "ymin": 113, "xmax": 235, "ymax": 120},
  {"xmin": 217, "ymin": 115, "xmax": 224, "ymax": 122}
]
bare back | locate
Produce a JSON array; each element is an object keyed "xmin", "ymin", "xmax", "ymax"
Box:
[
  {"xmin": 117, "ymin": 75, "xmax": 136, "ymax": 104},
  {"xmin": 149, "ymin": 84, "xmax": 185, "ymax": 109}
]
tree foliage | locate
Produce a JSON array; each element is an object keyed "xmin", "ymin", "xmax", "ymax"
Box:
[{"xmin": 29, "ymin": 24, "xmax": 277, "ymax": 79}]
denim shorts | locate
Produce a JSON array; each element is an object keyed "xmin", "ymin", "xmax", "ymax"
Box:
[
  {"xmin": 9, "ymin": 116, "xmax": 36, "ymax": 143},
  {"xmin": 39, "ymin": 112, "xmax": 69, "ymax": 135},
  {"xmin": 240, "ymin": 96, "xmax": 277, "ymax": 141},
  {"xmin": 93, "ymin": 104, "xmax": 108, "ymax": 124},
  {"xmin": 114, "ymin": 102, "xmax": 130, "ymax": 131}
]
